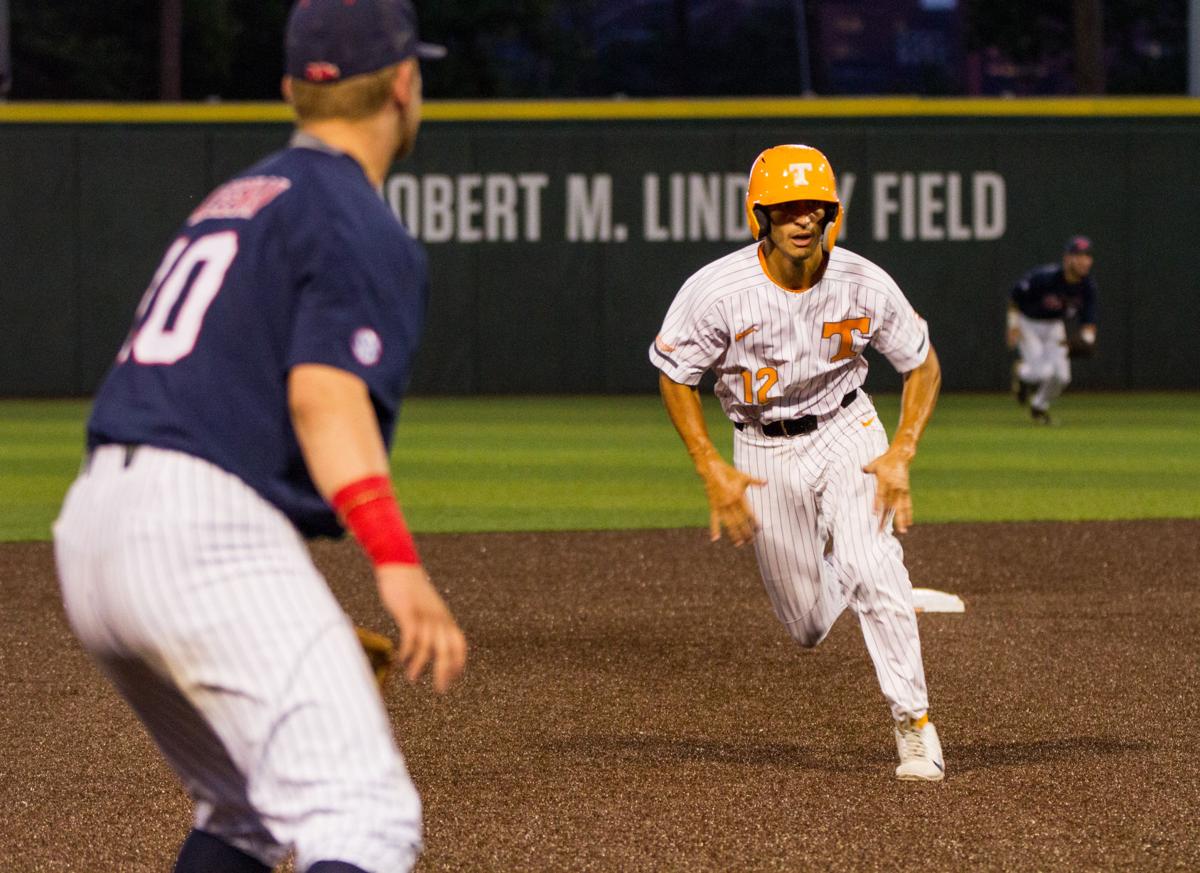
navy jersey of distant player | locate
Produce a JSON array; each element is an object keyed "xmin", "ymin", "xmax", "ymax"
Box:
[
  {"xmin": 88, "ymin": 137, "xmax": 428, "ymax": 537},
  {"xmin": 1011, "ymin": 263, "xmax": 1097, "ymax": 323}
]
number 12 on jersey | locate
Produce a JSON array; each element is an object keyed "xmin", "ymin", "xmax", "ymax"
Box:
[
  {"xmin": 117, "ymin": 231, "xmax": 240, "ymax": 366},
  {"xmin": 741, "ymin": 366, "xmax": 778, "ymax": 404}
]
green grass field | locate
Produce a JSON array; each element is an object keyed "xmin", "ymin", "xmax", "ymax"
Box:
[{"xmin": 2, "ymin": 393, "xmax": 1198, "ymax": 541}]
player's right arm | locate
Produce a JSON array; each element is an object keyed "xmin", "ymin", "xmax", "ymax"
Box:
[
  {"xmin": 1006, "ymin": 273, "xmax": 1032, "ymax": 349},
  {"xmin": 289, "ymin": 363, "xmax": 466, "ymax": 693},
  {"xmin": 658, "ymin": 373, "xmax": 765, "ymax": 547}
]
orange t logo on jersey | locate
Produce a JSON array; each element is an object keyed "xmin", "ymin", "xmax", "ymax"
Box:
[{"xmin": 822, "ymin": 317, "xmax": 871, "ymax": 362}]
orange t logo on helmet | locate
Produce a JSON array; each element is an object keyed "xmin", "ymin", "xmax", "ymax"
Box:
[{"xmin": 746, "ymin": 144, "xmax": 844, "ymax": 251}]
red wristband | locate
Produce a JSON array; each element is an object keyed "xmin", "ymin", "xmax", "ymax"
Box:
[{"xmin": 331, "ymin": 475, "xmax": 420, "ymax": 566}]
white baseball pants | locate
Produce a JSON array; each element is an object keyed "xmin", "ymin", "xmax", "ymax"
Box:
[
  {"xmin": 53, "ymin": 445, "xmax": 421, "ymax": 872},
  {"xmin": 1016, "ymin": 314, "xmax": 1070, "ymax": 410},
  {"xmin": 733, "ymin": 394, "xmax": 930, "ymax": 722}
]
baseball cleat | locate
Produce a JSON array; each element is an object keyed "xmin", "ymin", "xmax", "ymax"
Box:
[
  {"xmin": 894, "ymin": 717, "xmax": 944, "ymax": 781},
  {"xmin": 1030, "ymin": 406, "xmax": 1053, "ymax": 425}
]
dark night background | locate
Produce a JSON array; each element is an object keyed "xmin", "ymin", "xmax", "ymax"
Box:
[{"xmin": 0, "ymin": 0, "xmax": 1189, "ymax": 101}]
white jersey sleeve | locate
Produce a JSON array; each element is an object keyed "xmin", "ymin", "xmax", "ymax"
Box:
[
  {"xmin": 650, "ymin": 303, "xmax": 728, "ymax": 386},
  {"xmin": 649, "ymin": 244, "xmax": 930, "ymax": 419},
  {"xmin": 868, "ymin": 268, "xmax": 931, "ymax": 374},
  {"xmin": 649, "ymin": 252, "xmax": 752, "ymax": 386}
]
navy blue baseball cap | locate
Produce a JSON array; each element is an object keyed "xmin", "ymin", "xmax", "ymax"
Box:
[
  {"xmin": 286, "ymin": 0, "xmax": 446, "ymax": 84},
  {"xmin": 1064, "ymin": 235, "xmax": 1094, "ymax": 255}
]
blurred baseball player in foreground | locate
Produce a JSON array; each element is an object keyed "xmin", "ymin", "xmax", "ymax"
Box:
[
  {"xmin": 650, "ymin": 144, "xmax": 945, "ymax": 781},
  {"xmin": 1007, "ymin": 235, "xmax": 1098, "ymax": 424},
  {"xmin": 53, "ymin": 2, "xmax": 466, "ymax": 870}
]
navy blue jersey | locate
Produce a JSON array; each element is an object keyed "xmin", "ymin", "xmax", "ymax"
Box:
[
  {"xmin": 1011, "ymin": 264, "xmax": 1098, "ymax": 324},
  {"xmin": 87, "ymin": 138, "xmax": 428, "ymax": 538}
]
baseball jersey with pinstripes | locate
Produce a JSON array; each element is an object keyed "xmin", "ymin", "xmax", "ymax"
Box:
[{"xmin": 650, "ymin": 243, "xmax": 930, "ymax": 420}]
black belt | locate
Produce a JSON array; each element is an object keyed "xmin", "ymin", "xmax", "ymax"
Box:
[
  {"xmin": 735, "ymin": 390, "xmax": 858, "ymax": 437},
  {"xmin": 84, "ymin": 443, "xmax": 141, "ymax": 472}
]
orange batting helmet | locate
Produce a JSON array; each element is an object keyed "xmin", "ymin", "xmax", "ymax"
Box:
[{"xmin": 745, "ymin": 144, "xmax": 843, "ymax": 251}]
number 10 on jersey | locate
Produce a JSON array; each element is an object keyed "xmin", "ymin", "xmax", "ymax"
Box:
[{"xmin": 117, "ymin": 231, "xmax": 240, "ymax": 366}]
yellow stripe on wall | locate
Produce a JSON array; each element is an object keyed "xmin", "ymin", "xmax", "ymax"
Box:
[
  {"xmin": 1, "ymin": 96, "xmax": 1199, "ymax": 124},
  {"xmin": 0, "ymin": 102, "xmax": 293, "ymax": 123}
]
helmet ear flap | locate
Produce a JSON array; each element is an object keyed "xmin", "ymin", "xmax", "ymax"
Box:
[
  {"xmin": 821, "ymin": 203, "xmax": 840, "ymax": 252},
  {"xmin": 753, "ymin": 205, "xmax": 771, "ymax": 240}
]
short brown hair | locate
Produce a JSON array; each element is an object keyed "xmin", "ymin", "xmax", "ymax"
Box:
[{"xmin": 289, "ymin": 64, "xmax": 400, "ymax": 122}]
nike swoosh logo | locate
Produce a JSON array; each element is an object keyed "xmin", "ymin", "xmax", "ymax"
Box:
[
  {"xmin": 861, "ymin": 417, "xmax": 876, "ymax": 427},
  {"xmin": 654, "ymin": 334, "xmax": 676, "ymax": 353},
  {"xmin": 734, "ymin": 326, "xmax": 758, "ymax": 341}
]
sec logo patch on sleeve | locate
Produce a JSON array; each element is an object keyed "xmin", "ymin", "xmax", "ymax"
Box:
[{"xmin": 352, "ymin": 327, "xmax": 383, "ymax": 366}]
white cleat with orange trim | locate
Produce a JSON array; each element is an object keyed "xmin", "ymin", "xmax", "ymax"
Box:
[{"xmin": 894, "ymin": 717, "xmax": 945, "ymax": 781}]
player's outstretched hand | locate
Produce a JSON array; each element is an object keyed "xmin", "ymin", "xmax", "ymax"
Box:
[
  {"xmin": 863, "ymin": 448, "xmax": 913, "ymax": 534},
  {"xmin": 376, "ymin": 564, "xmax": 467, "ymax": 693},
  {"xmin": 697, "ymin": 455, "xmax": 766, "ymax": 547}
]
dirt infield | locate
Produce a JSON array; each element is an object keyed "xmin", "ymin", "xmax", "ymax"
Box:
[{"xmin": 2, "ymin": 520, "xmax": 1198, "ymax": 871}]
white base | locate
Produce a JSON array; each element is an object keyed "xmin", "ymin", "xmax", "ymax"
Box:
[{"xmin": 911, "ymin": 587, "xmax": 965, "ymax": 613}]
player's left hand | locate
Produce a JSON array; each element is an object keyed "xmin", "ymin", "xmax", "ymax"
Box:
[
  {"xmin": 863, "ymin": 448, "xmax": 913, "ymax": 534},
  {"xmin": 376, "ymin": 563, "xmax": 468, "ymax": 693}
]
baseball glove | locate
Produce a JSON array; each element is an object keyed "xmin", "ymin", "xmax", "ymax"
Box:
[{"xmin": 355, "ymin": 625, "xmax": 395, "ymax": 690}]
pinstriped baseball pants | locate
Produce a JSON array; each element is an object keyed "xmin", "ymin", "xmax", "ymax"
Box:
[
  {"xmin": 1016, "ymin": 313, "xmax": 1071, "ymax": 411},
  {"xmin": 53, "ymin": 445, "xmax": 421, "ymax": 872},
  {"xmin": 733, "ymin": 394, "xmax": 930, "ymax": 722}
]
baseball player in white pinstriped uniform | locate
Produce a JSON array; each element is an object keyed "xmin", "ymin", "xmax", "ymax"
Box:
[
  {"xmin": 53, "ymin": 3, "xmax": 466, "ymax": 871},
  {"xmin": 650, "ymin": 144, "xmax": 946, "ymax": 781}
]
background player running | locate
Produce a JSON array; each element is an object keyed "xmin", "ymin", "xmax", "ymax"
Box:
[
  {"xmin": 52, "ymin": 2, "xmax": 466, "ymax": 871},
  {"xmin": 650, "ymin": 144, "xmax": 945, "ymax": 781},
  {"xmin": 1007, "ymin": 235, "xmax": 1099, "ymax": 424}
]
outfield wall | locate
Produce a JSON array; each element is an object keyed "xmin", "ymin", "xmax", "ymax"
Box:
[{"xmin": 3, "ymin": 98, "xmax": 1199, "ymax": 396}]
